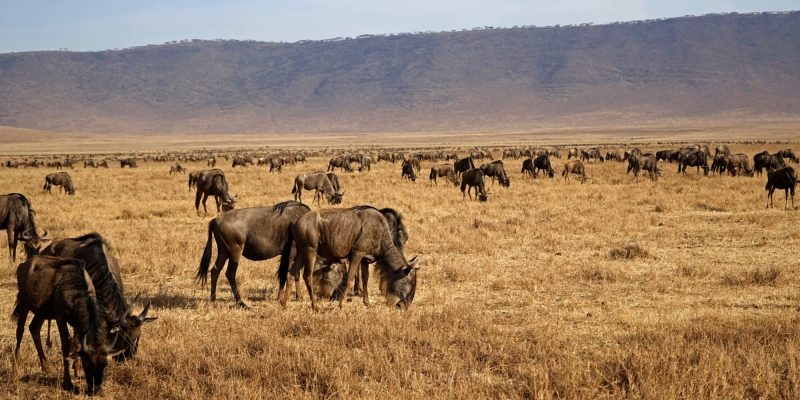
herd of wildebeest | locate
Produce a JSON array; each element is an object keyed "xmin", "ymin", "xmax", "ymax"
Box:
[{"xmin": 1, "ymin": 141, "xmax": 798, "ymax": 394}]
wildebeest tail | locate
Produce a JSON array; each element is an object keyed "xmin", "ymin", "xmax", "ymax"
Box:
[
  {"xmin": 11, "ymin": 294, "xmax": 23, "ymax": 322},
  {"xmin": 291, "ymin": 181, "xmax": 298, "ymax": 194},
  {"xmin": 196, "ymin": 219, "xmax": 217, "ymax": 284},
  {"xmin": 277, "ymin": 225, "xmax": 294, "ymax": 289}
]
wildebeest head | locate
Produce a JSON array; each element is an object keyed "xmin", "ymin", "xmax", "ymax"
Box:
[
  {"xmin": 329, "ymin": 191, "xmax": 344, "ymax": 205},
  {"xmin": 19, "ymin": 228, "xmax": 49, "ymax": 257},
  {"xmin": 384, "ymin": 256, "xmax": 419, "ymax": 309},
  {"xmin": 112, "ymin": 302, "xmax": 157, "ymax": 361},
  {"xmin": 221, "ymin": 194, "xmax": 236, "ymax": 212},
  {"xmin": 79, "ymin": 331, "xmax": 118, "ymax": 395}
]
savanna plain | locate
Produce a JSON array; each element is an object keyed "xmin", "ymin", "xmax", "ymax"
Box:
[{"xmin": 0, "ymin": 134, "xmax": 798, "ymax": 399}]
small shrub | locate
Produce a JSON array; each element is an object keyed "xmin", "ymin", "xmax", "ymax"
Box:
[
  {"xmin": 610, "ymin": 242, "xmax": 651, "ymax": 260},
  {"xmin": 720, "ymin": 267, "xmax": 782, "ymax": 286}
]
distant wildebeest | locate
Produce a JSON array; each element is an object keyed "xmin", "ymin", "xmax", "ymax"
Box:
[
  {"xmin": 453, "ymin": 156, "xmax": 475, "ymax": 178},
  {"xmin": 711, "ymin": 154, "xmax": 728, "ymax": 175},
  {"xmin": 605, "ymin": 150, "xmax": 624, "ymax": 162},
  {"xmin": 753, "ymin": 151, "xmax": 786, "ymax": 176},
  {"xmin": 460, "ymin": 169, "xmax": 489, "ymax": 201},
  {"xmin": 97, "ymin": 160, "xmax": 109, "ymax": 168},
  {"xmin": 294, "ymin": 153, "xmax": 306, "ymax": 163},
  {"xmin": 429, "ymin": 164, "xmax": 458, "ymax": 186},
  {"xmin": 232, "ymin": 157, "xmax": 251, "ymax": 168},
  {"xmin": 777, "ymin": 149, "xmax": 798, "ymax": 163},
  {"xmin": 292, "ymin": 172, "xmax": 343, "ymax": 205},
  {"xmin": 1, "ymin": 193, "xmax": 49, "ymax": 262},
  {"xmin": 197, "ymin": 201, "xmax": 312, "ymax": 307},
  {"xmin": 521, "ymin": 158, "xmax": 535, "ymax": 178},
  {"xmin": 46, "ymin": 161, "xmax": 62, "ymax": 169},
  {"xmin": 445, "ymin": 152, "xmax": 458, "ymax": 161},
  {"xmin": 277, "ymin": 206, "xmax": 419, "ymax": 310},
  {"xmin": 84, "ymin": 159, "xmax": 98, "ymax": 168},
  {"xmin": 714, "ymin": 145, "xmax": 731, "ymax": 157},
  {"xmin": 41, "ymin": 233, "xmax": 156, "ymax": 361},
  {"xmin": 533, "ymin": 155, "xmax": 555, "ymax": 178},
  {"xmin": 563, "ymin": 160, "xmax": 587, "ymax": 182},
  {"xmin": 656, "ymin": 150, "xmax": 678, "ymax": 163},
  {"xmin": 406, "ymin": 157, "xmax": 421, "ymax": 172},
  {"xmin": 567, "ymin": 148, "xmax": 579, "ymax": 159},
  {"xmin": 194, "ymin": 169, "xmax": 236, "ymax": 215},
  {"xmin": 725, "ymin": 153, "xmax": 754, "ymax": 177},
  {"xmin": 359, "ymin": 156, "xmax": 373, "ymax": 172},
  {"xmin": 43, "ymin": 172, "xmax": 76, "ymax": 195},
  {"xmin": 269, "ymin": 157, "xmax": 284, "ymax": 173},
  {"xmin": 188, "ymin": 171, "xmax": 201, "ymax": 190},
  {"xmin": 207, "ymin": 156, "xmax": 216, "ymax": 167},
  {"xmin": 677, "ymin": 151, "xmax": 709, "ymax": 175},
  {"xmin": 480, "ymin": 160, "xmax": 510, "ymax": 187},
  {"xmin": 503, "ymin": 149, "xmax": 521, "ymax": 159},
  {"xmin": 628, "ymin": 154, "xmax": 659, "ymax": 181},
  {"xmin": 13, "ymin": 256, "xmax": 117, "ymax": 394},
  {"xmin": 328, "ymin": 157, "xmax": 353, "ymax": 173},
  {"xmin": 169, "ymin": 163, "xmax": 186, "ymax": 174},
  {"xmin": 765, "ymin": 166, "xmax": 797, "ymax": 210},
  {"xmin": 119, "ymin": 158, "xmax": 137, "ymax": 168},
  {"xmin": 256, "ymin": 157, "xmax": 268, "ymax": 166},
  {"xmin": 581, "ymin": 148, "xmax": 603, "ymax": 163},
  {"xmin": 5, "ymin": 160, "xmax": 20, "ymax": 168},
  {"xmin": 623, "ymin": 148, "xmax": 642, "ymax": 161},
  {"xmin": 401, "ymin": 160, "xmax": 417, "ymax": 182}
]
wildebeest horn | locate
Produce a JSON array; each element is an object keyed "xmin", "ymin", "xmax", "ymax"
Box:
[
  {"xmin": 103, "ymin": 333, "xmax": 119, "ymax": 354},
  {"xmin": 138, "ymin": 302, "xmax": 157, "ymax": 323},
  {"xmin": 131, "ymin": 292, "xmax": 141, "ymax": 304},
  {"xmin": 19, "ymin": 230, "xmax": 34, "ymax": 241},
  {"xmin": 39, "ymin": 229, "xmax": 48, "ymax": 239},
  {"xmin": 82, "ymin": 335, "xmax": 88, "ymax": 352}
]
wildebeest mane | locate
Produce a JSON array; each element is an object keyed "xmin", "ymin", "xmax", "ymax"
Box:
[
  {"xmin": 351, "ymin": 205, "xmax": 408, "ymax": 250},
  {"xmin": 274, "ymin": 200, "xmax": 310, "ymax": 216}
]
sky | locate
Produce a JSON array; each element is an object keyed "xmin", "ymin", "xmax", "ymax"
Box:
[{"xmin": 0, "ymin": 0, "xmax": 797, "ymax": 53}]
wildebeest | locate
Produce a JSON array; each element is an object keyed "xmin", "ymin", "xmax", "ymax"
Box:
[
  {"xmin": 562, "ymin": 160, "xmax": 587, "ymax": 183},
  {"xmin": 480, "ymin": 160, "xmax": 510, "ymax": 187},
  {"xmin": 207, "ymin": 156, "xmax": 216, "ymax": 167},
  {"xmin": 169, "ymin": 163, "xmax": 186, "ymax": 174},
  {"xmin": 765, "ymin": 166, "xmax": 797, "ymax": 210},
  {"xmin": 567, "ymin": 148, "xmax": 579, "ymax": 159},
  {"xmin": 605, "ymin": 150, "xmax": 624, "ymax": 162},
  {"xmin": 533, "ymin": 155, "xmax": 555, "ymax": 178},
  {"xmin": 359, "ymin": 156, "xmax": 373, "ymax": 172},
  {"xmin": 628, "ymin": 154, "xmax": 659, "ymax": 181},
  {"xmin": 1, "ymin": 193, "xmax": 49, "ymax": 261},
  {"xmin": 677, "ymin": 151, "xmax": 709, "ymax": 175},
  {"xmin": 41, "ymin": 233, "xmax": 156, "ymax": 361},
  {"xmin": 714, "ymin": 145, "xmax": 731, "ymax": 157},
  {"xmin": 460, "ymin": 169, "xmax": 489, "ymax": 201},
  {"xmin": 725, "ymin": 154, "xmax": 754, "ymax": 177},
  {"xmin": 13, "ymin": 256, "xmax": 117, "ymax": 394},
  {"xmin": 753, "ymin": 151, "xmax": 785, "ymax": 176},
  {"xmin": 453, "ymin": 157, "xmax": 475, "ymax": 178},
  {"xmin": 269, "ymin": 157, "xmax": 284, "ymax": 173},
  {"xmin": 277, "ymin": 206, "xmax": 419, "ymax": 311},
  {"xmin": 401, "ymin": 160, "xmax": 417, "ymax": 182},
  {"xmin": 328, "ymin": 157, "xmax": 353, "ymax": 173},
  {"xmin": 292, "ymin": 172, "xmax": 343, "ymax": 205},
  {"xmin": 521, "ymin": 158, "xmax": 535, "ymax": 178},
  {"xmin": 84, "ymin": 160, "xmax": 98, "ymax": 168},
  {"xmin": 429, "ymin": 164, "xmax": 458, "ymax": 186},
  {"xmin": 232, "ymin": 157, "xmax": 251, "ymax": 168},
  {"xmin": 197, "ymin": 201, "xmax": 312, "ymax": 307},
  {"xmin": 581, "ymin": 148, "xmax": 603, "ymax": 163},
  {"xmin": 326, "ymin": 172, "xmax": 341, "ymax": 194},
  {"xmin": 194, "ymin": 169, "xmax": 236, "ymax": 215},
  {"xmin": 119, "ymin": 158, "xmax": 137, "ymax": 168},
  {"xmin": 43, "ymin": 172, "xmax": 76, "ymax": 195},
  {"xmin": 294, "ymin": 153, "xmax": 307, "ymax": 163},
  {"xmin": 97, "ymin": 160, "xmax": 109, "ymax": 168},
  {"xmin": 777, "ymin": 149, "xmax": 798, "ymax": 163},
  {"xmin": 188, "ymin": 171, "xmax": 201, "ymax": 190},
  {"xmin": 656, "ymin": 150, "xmax": 678, "ymax": 163}
]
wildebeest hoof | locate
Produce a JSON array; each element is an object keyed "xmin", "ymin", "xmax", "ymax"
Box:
[
  {"xmin": 62, "ymin": 381, "xmax": 78, "ymax": 393},
  {"xmin": 235, "ymin": 302, "xmax": 249, "ymax": 310}
]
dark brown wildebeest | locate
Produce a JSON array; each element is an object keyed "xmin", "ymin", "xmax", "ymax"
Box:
[
  {"xmin": 765, "ymin": 166, "xmax": 797, "ymax": 209},
  {"xmin": 5, "ymin": 160, "xmax": 20, "ymax": 168},
  {"xmin": 628, "ymin": 154, "xmax": 659, "ymax": 181},
  {"xmin": 277, "ymin": 206, "xmax": 419, "ymax": 311},
  {"xmin": 188, "ymin": 170, "xmax": 201, "ymax": 190},
  {"xmin": 207, "ymin": 156, "xmax": 216, "ymax": 167},
  {"xmin": 41, "ymin": 233, "xmax": 156, "ymax": 361},
  {"xmin": 197, "ymin": 201, "xmax": 312, "ymax": 307},
  {"xmin": 521, "ymin": 158, "xmax": 535, "ymax": 178},
  {"xmin": 711, "ymin": 153, "xmax": 728, "ymax": 175},
  {"xmin": 292, "ymin": 172, "xmax": 343, "ymax": 205},
  {"xmin": 46, "ymin": 161, "xmax": 62, "ymax": 169},
  {"xmin": 581, "ymin": 148, "xmax": 603, "ymax": 163},
  {"xmin": 44, "ymin": 172, "xmax": 76, "ymax": 195},
  {"xmin": 429, "ymin": 164, "xmax": 458, "ymax": 186},
  {"xmin": 119, "ymin": 158, "xmax": 137, "ymax": 168},
  {"xmin": 677, "ymin": 151, "xmax": 709, "ymax": 175},
  {"xmin": 754, "ymin": 151, "xmax": 785, "ymax": 176},
  {"xmin": 460, "ymin": 169, "xmax": 488, "ymax": 201},
  {"xmin": 327, "ymin": 157, "xmax": 352, "ymax": 172},
  {"xmin": 725, "ymin": 153, "xmax": 754, "ymax": 177},
  {"xmin": 623, "ymin": 148, "xmax": 642, "ymax": 161},
  {"xmin": 567, "ymin": 148, "xmax": 579, "ymax": 159},
  {"xmin": 97, "ymin": 160, "xmax": 109, "ymax": 168},
  {"xmin": 777, "ymin": 149, "xmax": 798, "ymax": 163},
  {"xmin": 232, "ymin": 157, "xmax": 250, "ymax": 168},
  {"xmin": 480, "ymin": 160, "xmax": 510, "ymax": 187},
  {"xmin": 563, "ymin": 160, "xmax": 587, "ymax": 183},
  {"xmin": 453, "ymin": 156, "xmax": 475, "ymax": 179},
  {"xmin": 326, "ymin": 172, "xmax": 341, "ymax": 194},
  {"xmin": 1, "ymin": 193, "xmax": 49, "ymax": 262},
  {"xmin": 714, "ymin": 145, "xmax": 731, "ymax": 157},
  {"xmin": 359, "ymin": 156, "xmax": 373, "ymax": 172},
  {"xmin": 656, "ymin": 150, "xmax": 678, "ymax": 163},
  {"xmin": 269, "ymin": 157, "xmax": 284, "ymax": 173},
  {"xmin": 256, "ymin": 157, "xmax": 268, "ymax": 166},
  {"xmin": 169, "ymin": 163, "xmax": 186, "ymax": 175},
  {"xmin": 401, "ymin": 160, "xmax": 417, "ymax": 182},
  {"xmin": 406, "ymin": 156, "xmax": 421, "ymax": 172},
  {"xmin": 294, "ymin": 153, "xmax": 307, "ymax": 163},
  {"xmin": 84, "ymin": 159, "xmax": 98, "ymax": 168},
  {"xmin": 533, "ymin": 155, "xmax": 555, "ymax": 178},
  {"xmin": 194, "ymin": 169, "xmax": 236, "ymax": 215},
  {"xmin": 445, "ymin": 152, "xmax": 458, "ymax": 161},
  {"xmin": 605, "ymin": 150, "xmax": 624, "ymax": 162},
  {"xmin": 13, "ymin": 256, "xmax": 117, "ymax": 394}
]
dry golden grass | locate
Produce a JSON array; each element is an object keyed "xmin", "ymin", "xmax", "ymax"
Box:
[{"xmin": 1, "ymin": 141, "xmax": 799, "ymax": 399}]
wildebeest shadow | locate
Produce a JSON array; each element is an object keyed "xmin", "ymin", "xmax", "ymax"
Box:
[
  {"xmin": 132, "ymin": 293, "xmax": 199, "ymax": 309},
  {"xmin": 19, "ymin": 373, "xmax": 61, "ymax": 388}
]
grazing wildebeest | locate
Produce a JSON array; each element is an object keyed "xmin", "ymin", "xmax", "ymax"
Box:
[
  {"xmin": 328, "ymin": 157, "xmax": 352, "ymax": 172},
  {"xmin": 605, "ymin": 150, "xmax": 624, "ymax": 162},
  {"xmin": 194, "ymin": 169, "xmax": 236, "ymax": 215},
  {"xmin": 294, "ymin": 153, "xmax": 306, "ymax": 164},
  {"xmin": 84, "ymin": 160, "xmax": 97, "ymax": 168},
  {"xmin": 521, "ymin": 158, "xmax": 535, "ymax": 178},
  {"xmin": 1, "ymin": 193, "xmax": 49, "ymax": 262},
  {"xmin": 725, "ymin": 153, "xmax": 754, "ymax": 177},
  {"xmin": 292, "ymin": 172, "xmax": 343, "ymax": 205},
  {"xmin": 277, "ymin": 206, "xmax": 419, "ymax": 311},
  {"xmin": 43, "ymin": 172, "xmax": 76, "ymax": 195},
  {"xmin": 269, "ymin": 157, "xmax": 284, "ymax": 173},
  {"xmin": 429, "ymin": 164, "xmax": 458, "ymax": 186},
  {"xmin": 326, "ymin": 172, "xmax": 341, "ymax": 194},
  {"xmin": 777, "ymin": 149, "xmax": 799, "ymax": 163},
  {"xmin": 533, "ymin": 155, "xmax": 555, "ymax": 178},
  {"xmin": 207, "ymin": 156, "xmax": 216, "ymax": 167},
  {"xmin": 119, "ymin": 158, "xmax": 137, "ymax": 168},
  {"xmin": 406, "ymin": 157, "xmax": 421, "ymax": 172},
  {"xmin": 13, "ymin": 256, "xmax": 117, "ymax": 394},
  {"xmin": 359, "ymin": 156, "xmax": 373, "ymax": 172},
  {"xmin": 445, "ymin": 152, "xmax": 458, "ymax": 161},
  {"xmin": 453, "ymin": 156, "xmax": 475, "ymax": 178},
  {"xmin": 581, "ymin": 148, "xmax": 603, "ymax": 163},
  {"xmin": 765, "ymin": 166, "xmax": 797, "ymax": 210},
  {"xmin": 677, "ymin": 151, "xmax": 709, "ymax": 175},
  {"xmin": 628, "ymin": 154, "xmax": 659, "ymax": 181},
  {"xmin": 754, "ymin": 151, "xmax": 786, "ymax": 176},
  {"xmin": 169, "ymin": 163, "xmax": 186, "ymax": 174},
  {"xmin": 714, "ymin": 145, "xmax": 731, "ymax": 157},
  {"xmin": 480, "ymin": 160, "xmax": 510, "ymax": 187},
  {"xmin": 563, "ymin": 160, "xmax": 587, "ymax": 183},
  {"xmin": 97, "ymin": 160, "xmax": 109, "ymax": 168},
  {"xmin": 460, "ymin": 169, "xmax": 489, "ymax": 201},
  {"xmin": 711, "ymin": 153, "xmax": 728, "ymax": 175},
  {"xmin": 623, "ymin": 148, "xmax": 642, "ymax": 161},
  {"xmin": 41, "ymin": 233, "xmax": 156, "ymax": 361},
  {"xmin": 256, "ymin": 157, "xmax": 268, "ymax": 166},
  {"xmin": 197, "ymin": 202, "xmax": 312, "ymax": 307},
  {"xmin": 188, "ymin": 170, "xmax": 201, "ymax": 190},
  {"xmin": 232, "ymin": 157, "xmax": 250, "ymax": 168},
  {"xmin": 5, "ymin": 160, "xmax": 20, "ymax": 168},
  {"xmin": 567, "ymin": 148, "xmax": 579, "ymax": 159},
  {"xmin": 401, "ymin": 160, "xmax": 417, "ymax": 182},
  {"xmin": 656, "ymin": 150, "xmax": 678, "ymax": 163}
]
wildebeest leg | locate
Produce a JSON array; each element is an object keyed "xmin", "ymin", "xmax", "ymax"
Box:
[
  {"xmin": 201, "ymin": 193, "xmax": 210, "ymax": 215},
  {"xmin": 194, "ymin": 190, "xmax": 203, "ymax": 214},
  {"xmin": 214, "ymin": 195, "xmax": 220, "ymax": 213},
  {"xmin": 340, "ymin": 253, "xmax": 364, "ymax": 309},
  {"xmin": 360, "ymin": 260, "xmax": 370, "ymax": 306},
  {"xmin": 209, "ymin": 247, "xmax": 229, "ymax": 302},
  {"xmin": 767, "ymin": 188, "xmax": 774, "ymax": 208},
  {"xmin": 298, "ymin": 246, "xmax": 319, "ymax": 311},
  {"xmin": 785, "ymin": 188, "xmax": 789, "ymax": 210},
  {"xmin": 29, "ymin": 314, "xmax": 48, "ymax": 372},
  {"xmin": 13, "ymin": 306, "xmax": 28, "ymax": 366},
  {"xmin": 56, "ymin": 319, "xmax": 76, "ymax": 392},
  {"xmin": 225, "ymin": 252, "xmax": 247, "ymax": 308},
  {"xmin": 9, "ymin": 227, "xmax": 18, "ymax": 262}
]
